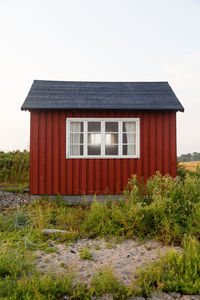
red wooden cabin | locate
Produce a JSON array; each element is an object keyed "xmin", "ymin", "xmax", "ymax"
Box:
[{"xmin": 21, "ymin": 80, "xmax": 184, "ymax": 195}]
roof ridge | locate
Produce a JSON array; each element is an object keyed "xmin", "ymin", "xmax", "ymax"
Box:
[{"xmin": 33, "ymin": 79, "xmax": 169, "ymax": 83}]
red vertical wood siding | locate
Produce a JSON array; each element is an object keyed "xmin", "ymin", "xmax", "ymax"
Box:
[{"xmin": 30, "ymin": 110, "xmax": 177, "ymax": 195}]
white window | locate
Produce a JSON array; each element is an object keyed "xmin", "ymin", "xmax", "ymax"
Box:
[{"xmin": 66, "ymin": 118, "xmax": 140, "ymax": 158}]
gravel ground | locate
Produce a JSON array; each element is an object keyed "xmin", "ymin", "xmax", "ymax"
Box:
[
  {"xmin": 0, "ymin": 189, "xmax": 33, "ymax": 208},
  {"xmin": 35, "ymin": 238, "xmax": 181, "ymax": 286},
  {"xmin": 91, "ymin": 294, "xmax": 200, "ymax": 300}
]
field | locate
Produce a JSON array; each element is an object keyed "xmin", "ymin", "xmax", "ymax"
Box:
[
  {"xmin": 1, "ymin": 151, "xmax": 200, "ymax": 298},
  {"xmin": 180, "ymin": 161, "xmax": 200, "ymax": 172}
]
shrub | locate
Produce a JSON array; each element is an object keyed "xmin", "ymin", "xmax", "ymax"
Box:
[
  {"xmin": 132, "ymin": 236, "xmax": 200, "ymax": 296},
  {"xmin": 89, "ymin": 266, "xmax": 127, "ymax": 298},
  {"xmin": 0, "ymin": 250, "xmax": 32, "ymax": 279},
  {"xmin": 123, "ymin": 172, "xmax": 200, "ymax": 243},
  {"xmin": 177, "ymin": 161, "xmax": 188, "ymax": 181},
  {"xmin": 79, "ymin": 248, "xmax": 93, "ymax": 260}
]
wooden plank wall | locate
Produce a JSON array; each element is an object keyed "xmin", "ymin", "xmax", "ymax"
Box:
[{"xmin": 30, "ymin": 110, "xmax": 177, "ymax": 195}]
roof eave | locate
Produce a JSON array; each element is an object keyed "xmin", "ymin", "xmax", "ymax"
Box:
[{"xmin": 21, "ymin": 106, "xmax": 184, "ymax": 112}]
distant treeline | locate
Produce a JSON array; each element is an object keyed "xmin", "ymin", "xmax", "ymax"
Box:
[{"xmin": 178, "ymin": 152, "xmax": 200, "ymax": 162}]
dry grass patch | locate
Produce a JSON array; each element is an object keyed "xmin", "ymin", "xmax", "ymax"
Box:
[{"xmin": 180, "ymin": 161, "xmax": 200, "ymax": 172}]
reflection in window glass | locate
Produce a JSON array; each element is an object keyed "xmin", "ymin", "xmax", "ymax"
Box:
[
  {"xmin": 105, "ymin": 122, "xmax": 118, "ymax": 132},
  {"xmin": 123, "ymin": 133, "xmax": 136, "ymax": 144},
  {"xmin": 123, "ymin": 122, "xmax": 136, "ymax": 133},
  {"xmin": 70, "ymin": 122, "xmax": 83, "ymax": 132},
  {"xmin": 70, "ymin": 122, "xmax": 84, "ymax": 155},
  {"xmin": 88, "ymin": 122, "xmax": 101, "ymax": 132},
  {"xmin": 67, "ymin": 119, "xmax": 139, "ymax": 157},
  {"xmin": 88, "ymin": 133, "xmax": 101, "ymax": 145},
  {"xmin": 87, "ymin": 122, "xmax": 101, "ymax": 155},
  {"xmin": 122, "ymin": 121, "xmax": 136, "ymax": 155},
  {"xmin": 105, "ymin": 133, "xmax": 118, "ymax": 145},
  {"xmin": 105, "ymin": 145, "xmax": 118, "ymax": 155},
  {"xmin": 88, "ymin": 145, "xmax": 101, "ymax": 155},
  {"xmin": 70, "ymin": 145, "xmax": 83, "ymax": 156},
  {"xmin": 123, "ymin": 144, "xmax": 136, "ymax": 156},
  {"xmin": 70, "ymin": 133, "xmax": 84, "ymax": 144}
]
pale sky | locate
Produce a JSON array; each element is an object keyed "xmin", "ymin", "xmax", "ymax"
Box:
[{"xmin": 0, "ymin": 0, "xmax": 200, "ymax": 155}]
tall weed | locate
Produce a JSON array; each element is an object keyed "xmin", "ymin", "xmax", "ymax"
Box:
[{"xmin": 0, "ymin": 150, "xmax": 29, "ymax": 186}]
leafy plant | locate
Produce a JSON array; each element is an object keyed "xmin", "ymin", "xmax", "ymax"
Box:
[
  {"xmin": 79, "ymin": 248, "xmax": 93, "ymax": 260},
  {"xmin": 89, "ymin": 266, "xmax": 127, "ymax": 298},
  {"xmin": 132, "ymin": 236, "xmax": 200, "ymax": 296}
]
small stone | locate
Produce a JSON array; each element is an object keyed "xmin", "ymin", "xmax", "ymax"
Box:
[
  {"xmin": 40, "ymin": 265, "xmax": 46, "ymax": 269},
  {"xmin": 169, "ymin": 292, "xmax": 181, "ymax": 299},
  {"xmin": 70, "ymin": 250, "xmax": 76, "ymax": 254},
  {"xmin": 42, "ymin": 229, "xmax": 69, "ymax": 234},
  {"xmin": 150, "ymin": 292, "xmax": 174, "ymax": 300},
  {"xmin": 181, "ymin": 296, "xmax": 195, "ymax": 300},
  {"xmin": 128, "ymin": 297, "xmax": 145, "ymax": 300},
  {"xmin": 91, "ymin": 294, "xmax": 113, "ymax": 300}
]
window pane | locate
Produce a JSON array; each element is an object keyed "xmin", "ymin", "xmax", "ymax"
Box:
[
  {"xmin": 105, "ymin": 122, "xmax": 118, "ymax": 132},
  {"xmin": 88, "ymin": 133, "xmax": 101, "ymax": 144},
  {"xmin": 105, "ymin": 145, "xmax": 118, "ymax": 155},
  {"xmin": 123, "ymin": 122, "xmax": 136, "ymax": 132},
  {"xmin": 123, "ymin": 133, "xmax": 136, "ymax": 144},
  {"xmin": 70, "ymin": 145, "xmax": 83, "ymax": 156},
  {"xmin": 88, "ymin": 122, "xmax": 101, "ymax": 132},
  {"xmin": 88, "ymin": 145, "xmax": 101, "ymax": 155},
  {"xmin": 70, "ymin": 133, "xmax": 83, "ymax": 144},
  {"xmin": 70, "ymin": 122, "xmax": 83, "ymax": 133},
  {"xmin": 105, "ymin": 133, "xmax": 118, "ymax": 145},
  {"xmin": 123, "ymin": 144, "xmax": 136, "ymax": 156}
]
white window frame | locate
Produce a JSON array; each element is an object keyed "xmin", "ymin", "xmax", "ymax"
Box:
[{"xmin": 66, "ymin": 118, "xmax": 140, "ymax": 159}]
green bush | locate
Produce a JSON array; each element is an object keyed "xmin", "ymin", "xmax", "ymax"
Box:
[
  {"xmin": 89, "ymin": 266, "xmax": 127, "ymax": 298},
  {"xmin": 132, "ymin": 236, "xmax": 200, "ymax": 296},
  {"xmin": 0, "ymin": 250, "xmax": 32, "ymax": 279}
]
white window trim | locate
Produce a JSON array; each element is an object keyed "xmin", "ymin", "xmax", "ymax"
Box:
[{"xmin": 66, "ymin": 118, "xmax": 140, "ymax": 159}]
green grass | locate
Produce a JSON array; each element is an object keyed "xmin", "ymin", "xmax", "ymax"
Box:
[
  {"xmin": 0, "ymin": 249, "xmax": 73, "ymax": 299},
  {"xmin": 79, "ymin": 248, "xmax": 93, "ymax": 260},
  {"xmin": 2, "ymin": 187, "xmax": 27, "ymax": 194},
  {"xmin": 1, "ymin": 167, "xmax": 200, "ymax": 298},
  {"xmin": 1, "ymin": 170, "xmax": 200, "ymax": 247},
  {"xmin": 89, "ymin": 266, "xmax": 128, "ymax": 298},
  {"xmin": 132, "ymin": 236, "xmax": 200, "ymax": 297}
]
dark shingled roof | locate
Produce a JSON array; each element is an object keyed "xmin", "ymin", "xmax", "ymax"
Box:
[{"xmin": 21, "ymin": 80, "xmax": 184, "ymax": 112}]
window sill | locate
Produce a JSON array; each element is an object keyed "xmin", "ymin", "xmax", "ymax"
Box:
[{"xmin": 66, "ymin": 156, "xmax": 140, "ymax": 159}]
